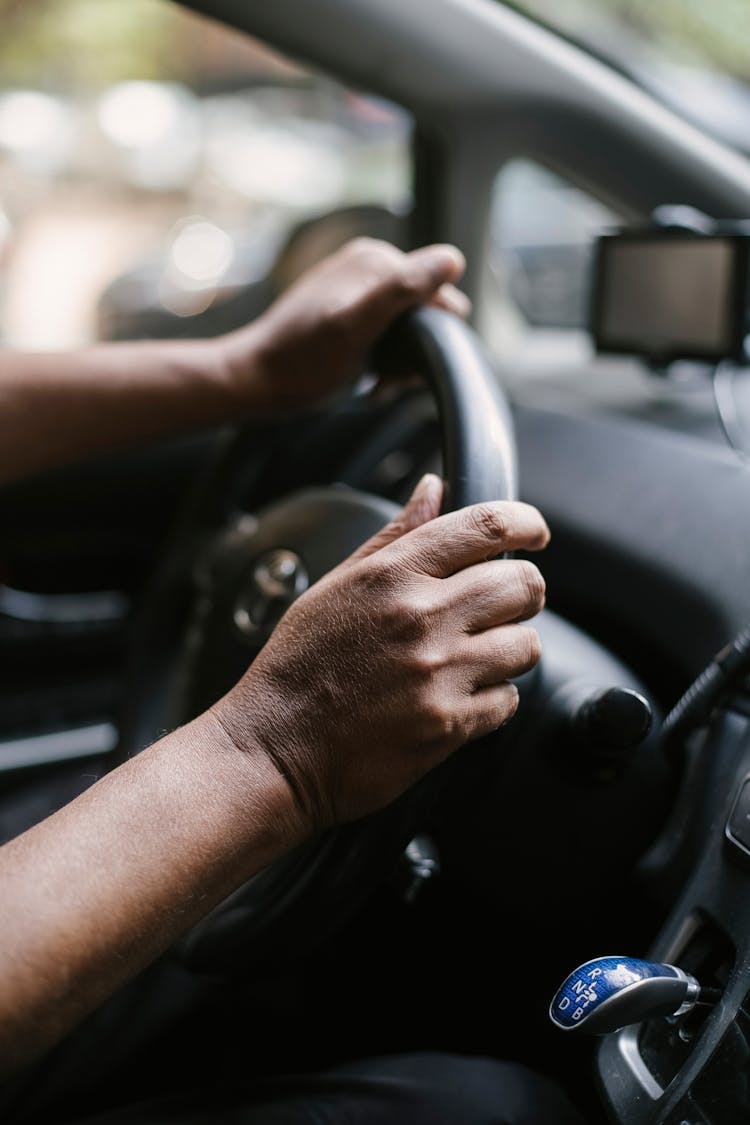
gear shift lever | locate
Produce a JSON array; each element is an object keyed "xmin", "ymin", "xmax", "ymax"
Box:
[{"xmin": 549, "ymin": 956, "xmax": 719, "ymax": 1035}]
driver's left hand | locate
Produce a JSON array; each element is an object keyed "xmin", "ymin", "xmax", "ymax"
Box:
[{"xmin": 218, "ymin": 237, "xmax": 471, "ymax": 415}]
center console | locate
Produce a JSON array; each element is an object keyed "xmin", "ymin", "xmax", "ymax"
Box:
[{"xmin": 597, "ymin": 700, "xmax": 750, "ymax": 1123}]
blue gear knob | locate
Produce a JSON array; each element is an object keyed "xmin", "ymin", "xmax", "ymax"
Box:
[{"xmin": 549, "ymin": 956, "xmax": 703, "ymax": 1035}]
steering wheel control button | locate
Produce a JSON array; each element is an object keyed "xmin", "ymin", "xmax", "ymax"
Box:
[
  {"xmin": 725, "ymin": 778, "xmax": 750, "ymax": 856},
  {"xmin": 234, "ymin": 549, "xmax": 308, "ymax": 638},
  {"xmin": 549, "ymin": 956, "xmax": 702, "ymax": 1035}
]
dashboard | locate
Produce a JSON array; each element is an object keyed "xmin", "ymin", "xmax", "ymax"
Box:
[
  {"xmin": 3, "ymin": 365, "xmax": 750, "ymax": 1123},
  {"xmin": 512, "ymin": 402, "xmax": 750, "ymax": 1122}
]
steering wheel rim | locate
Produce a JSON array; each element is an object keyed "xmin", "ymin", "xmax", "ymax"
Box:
[
  {"xmin": 375, "ymin": 306, "xmax": 516, "ymax": 511},
  {"xmin": 118, "ymin": 306, "xmax": 518, "ymax": 970}
]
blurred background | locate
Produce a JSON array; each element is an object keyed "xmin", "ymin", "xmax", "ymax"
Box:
[
  {"xmin": 0, "ymin": 0, "xmax": 748, "ymax": 356},
  {"xmin": 0, "ymin": 0, "xmax": 411, "ymax": 350}
]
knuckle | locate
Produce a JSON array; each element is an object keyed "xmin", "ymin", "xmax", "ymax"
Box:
[
  {"xmin": 517, "ymin": 626, "xmax": 542, "ymax": 669},
  {"xmin": 359, "ymin": 554, "xmax": 393, "ymax": 591},
  {"xmin": 388, "ymin": 583, "xmax": 443, "ymax": 638},
  {"xmin": 424, "ymin": 697, "xmax": 461, "ymax": 742},
  {"xmin": 381, "ymin": 589, "xmax": 430, "ymax": 643},
  {"xmin": 466, "ymin": 503, "xmax": 509, "ymax": 545},
  {"xmin": 517, "ymin": 560, "xmax": 546, "ymax": 607},
  {"xmin": 412, "ymin": 645, "xmax": 446, "ymax": 677},
  {"xmin": 406, "ymin": 584, "xmax": 442, "ymax": 621}
]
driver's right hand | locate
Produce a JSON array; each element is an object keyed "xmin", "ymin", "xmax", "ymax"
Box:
[{"xmin": 211, "ymin": 473, "xmax": 549, "ymax": 839}]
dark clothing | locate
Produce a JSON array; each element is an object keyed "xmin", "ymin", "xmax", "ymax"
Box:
[
  {"xmin": 72, "ymin": 1053, "xmax": 589, "ymax": 1125},
  {"xmin": 0, "ymin": 855, "xmax": 588, "ymax": 1125},
  {"xmin": 0, "ymin": 951, "xmax": 590, "ymax": 1125}
]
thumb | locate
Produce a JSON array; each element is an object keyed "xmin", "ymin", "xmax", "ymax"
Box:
[{"xmin": 344, "ymin": 473, "xmax": 443, "ymax": 565}]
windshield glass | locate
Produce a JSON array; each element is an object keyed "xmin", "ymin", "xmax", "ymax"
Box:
[{"xmin": 507, "ymin": 0, "xmax": 750, "ymax": 157}]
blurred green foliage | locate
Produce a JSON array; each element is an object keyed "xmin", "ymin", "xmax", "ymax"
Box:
[
  {"xmin": 0, "ymin": 0, "xmax": 190, "ymax": 90},
  {"xmin": 0, "ymin": 0, "xmax": 747, "ymax": 92},
  {"xmin": 511, "ymin": 0, "xmax": 750, "ymax": 79},
  {"xmin": 606, "ymin": 0, "xmax": 750, "ymax": 75}
]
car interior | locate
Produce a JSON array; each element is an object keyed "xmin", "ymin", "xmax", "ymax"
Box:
[{"xmin": 3, "ymin": 1, "xmax": 750, "ymax": 1122}]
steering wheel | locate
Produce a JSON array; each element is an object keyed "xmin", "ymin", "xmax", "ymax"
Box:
[{"xmin": 118, "ymin": 306, "xmax": 518, "ymax": 970}]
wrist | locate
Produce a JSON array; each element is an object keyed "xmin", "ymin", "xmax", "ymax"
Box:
[
  {"xmin": 200, "ymin": 701, "xmax": 309, "ymax": 858},
  {"xmin": 215, "ymin": 318, "xmax": 288, "ymax": 418},
  {"xmin": 154, "ymin": 706, "xmax": 308, "ymax": 887}
]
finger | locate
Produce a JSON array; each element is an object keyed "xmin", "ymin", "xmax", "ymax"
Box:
[
  {"xmin": 384, "ymin": 501, "xmax": 550, "ymax": 579},
  {"xmin": 460, "ymin": 681, "xmax": 521, "ymax": 744},
  {"xmin": 345, "ymin": 473, "xmax": 443, "ymax": 565},
  {"xmin": 445, "ymin": 559, "xmax": 546, "ymax": 630},
  {"xmin": 462, "ymin": 624, "xmax": 542, "ymax": 688},
  {"xmin": 355, "ymin": 243, "xmax": 466, "ymax": 328},
  {"xmin": 430, "ymin": 283, "xmax": 472, "ymax": 320},
  {"xmin": 400, "ymin": 244, "xmax": 466, "ymax": 299}
]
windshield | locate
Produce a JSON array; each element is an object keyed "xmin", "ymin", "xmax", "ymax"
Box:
[{"xmin": 507, "ymin": 0, "xmax": 750, "ymax": 157}]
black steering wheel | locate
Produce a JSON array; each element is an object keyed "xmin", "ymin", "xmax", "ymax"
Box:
[{"xmin": 118, "ymin": 306, "xmax": 518, "ymax": 970}]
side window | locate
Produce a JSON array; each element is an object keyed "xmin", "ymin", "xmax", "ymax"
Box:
[
  {"xmin": 479, "ymin": 159, "xmax": 619, "ymax": 375},
  {"xmin": 0, "ymin": 1, "xmax": 412, "ymax": 350}
]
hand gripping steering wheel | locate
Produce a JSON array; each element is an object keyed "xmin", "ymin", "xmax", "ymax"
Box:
[{"xmin": 118, "ymin": 306, "xmax": 518, "ymax": 970}]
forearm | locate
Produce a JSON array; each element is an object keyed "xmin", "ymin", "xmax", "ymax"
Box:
[
  {"xmin": 0, "ymin": 710, "xmax": 299, "ymax": 1076},
  {"xmin": 0, "ymin": 332, "xmax": 264, "ymax": 487},
  {"xmin": 0, "ymin": 239, "xmax": 470, "ymax": 488}
]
